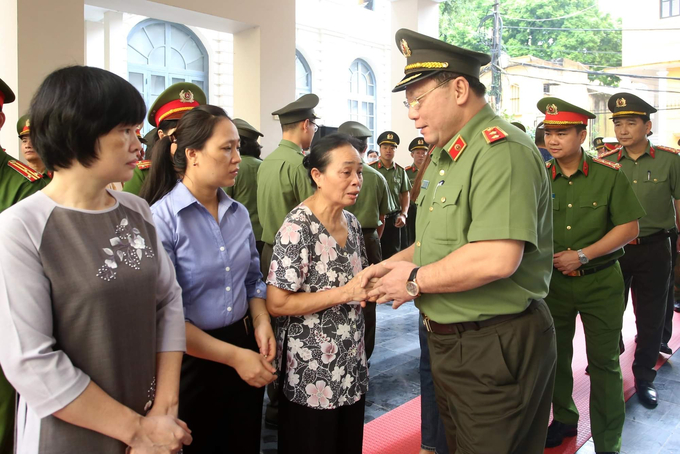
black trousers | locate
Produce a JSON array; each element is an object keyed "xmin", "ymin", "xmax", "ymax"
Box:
[
  {"xmin": 402, "ymin": 203, "xmax": 417, "ymax": 250},
  {"xmin": 179, "ymin": 318, "xmax": 265, "ymax": 454},
  {"xmin": 663, "ymin": 230, "xmax": 679, "ymax": 344},
  {"xmin": 620, "ymin": 238, "xmax": 672, "ymax": 382},
  {"xmin": 380, "ymin": 212, "xmax": 403, "ymax": 259},
  {"xmin": 362, "ymin": 228, "xmax": 382, "ymax": 361},
  {"xmin": 278, "ymin": 394, "xmax": 366, "ymax": 454}
]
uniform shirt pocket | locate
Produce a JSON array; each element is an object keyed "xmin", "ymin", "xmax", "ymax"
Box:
[
  {"xmin": 579, "ymin": 193, "xmax": 608, "ymax": 225},
  {"xmin": 429, "ymin": 185, "xmax": 463, "ymax": 243}
]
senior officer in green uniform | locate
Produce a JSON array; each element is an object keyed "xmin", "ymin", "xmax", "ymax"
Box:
[
  {"xmin": 0, "ymin": 79, "xmax": 49, "ymax": 454},
  {"xmin": 257, "ymin": 93, "xmax": 317, "ymax": 428},
  {"xmin": 538, "ymin": 99, "xmax": 644, "ymax": 454},
  {"xmin": 404, "ymin": 137, "xmax": 428, "ymax": 247},
  {"xmin": 339, "ymin": 120, "xmax": 390, "ymax": 360},
  {"xmin": 224, "ymin": 118, "xmax": 265, "ymax": 255},
  {"xmin": 17, "ymin": 115, "xmax": 51, "ymax": 181},
  {"xmin": 123, "ymin": 82, "xmax": 206, "ymax": 195},
  {"xmin": 371, "ymin": 131, "xmax": 411, "ymax": 259},
  {"xmin": 601, "ymin": 93, "xmax": 680, "ymax": 408},
  {"xmin": 362, "ymin": 29, "xmax": 556, "ymax": 454}
]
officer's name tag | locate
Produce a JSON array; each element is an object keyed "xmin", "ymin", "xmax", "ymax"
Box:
[{"xmin": 421, "ymin": 180, "xmax": 430, "ymax": 189}]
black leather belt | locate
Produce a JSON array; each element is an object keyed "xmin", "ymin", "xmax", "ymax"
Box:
[
  {"xmin": 564, "ymin": 260, "xmax": 616, "ymax": 277},
  {"xmin": 385, "ymin": 211, "xmax": 400, "ymax": 219},
  {"xmin": 628, "ymin": 229, "xmax": 672, "ymax": 245},
  {"xmin": 422, "ymin": 300, "xmax": 537, "ymax": 335}
]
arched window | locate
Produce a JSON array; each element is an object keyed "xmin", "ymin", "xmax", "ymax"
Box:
[
  {"xmin": 127, "ymin": 19, "xmax": 209, "ymax": 129},
  {"xmin": 348, "ymin": 59, "xmax": 377, "ymax": 149},
  {"xmin": 296, "ymin": 50, "xmax": 312, "ymax": 98}
]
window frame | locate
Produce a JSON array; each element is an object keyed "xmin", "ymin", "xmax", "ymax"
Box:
[{"xmin": 347, "ymin": 59, "xmax": 377, "ymax": 150}]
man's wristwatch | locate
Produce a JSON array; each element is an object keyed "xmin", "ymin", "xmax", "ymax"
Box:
[
  {"xmin": 406, "ymin": 267, "xmax": 421, "ymax": 298},
  {"xmin": 577, "ymin": 249, "xmax": 589, "ymax": 265}
]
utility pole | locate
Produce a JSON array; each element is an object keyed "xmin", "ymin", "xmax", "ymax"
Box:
[
  {"xmin": 479, "ymin": 0, "xmax": 503, "ymax": 113},
  {"xmin": 490, "ymin": 0, "xmax": 503, "ymax": 113}
]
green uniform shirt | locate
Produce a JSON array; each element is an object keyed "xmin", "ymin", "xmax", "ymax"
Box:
[
  {"xmin": 346, "ymin": 163, "xmax": 390, "ymax": 229},
  {"xmin": 405, "ymin": 164, "xmax": 419, "ymax": 207},
  {"xmin": 548, "ymin": 152, "xmax": 645, "ymax": 267},
  {"xmin": 122, "ymin": 166, "xmax": 149, "ymax": 196},
  {"xmin": 602, "ymin": 142, "xmax": 680, "ymax": 237},
  {"xmin": 257, "ymin": 140, "xmax": 314, "ymax": 244},
  {"xmin": 0, "ymin": 148, "xmax": 49, "ymax": 213},
  {"xmin": 370, "ymin": 159, "xmax": 411, "ymax": 213},
  {"xmin": 414, "ymin": 104, "xmax": 553, "ymax": 323},
  {"xmin": 224, "ymin": 155, "xmax": 263, "ymax": 241}
]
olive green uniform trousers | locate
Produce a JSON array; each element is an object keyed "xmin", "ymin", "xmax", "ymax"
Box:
[{"xmin": 546, "ymin": 262, "xmax": 625, "ymax": 452}]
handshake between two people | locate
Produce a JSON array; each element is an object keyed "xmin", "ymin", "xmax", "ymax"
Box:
[{"xmin": 342, "ymin": 260, "xmax": 419, "ymax": 310}]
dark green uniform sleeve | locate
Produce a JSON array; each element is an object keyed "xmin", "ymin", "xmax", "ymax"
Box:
[
  {"xmin": 609, "ymin": 169, "xmax": 646, "ymax": 225},
  {"xmin": 293, "ymin": 163, "xmax": 314, "ymax": 202},
  {"xmin": 378, "ymin": 175, "xmax": 390, "ymax": 216},
  {"xmin": 122, "ymin": 168, "xmax": 147, "ymax": 195},
  {"xmin": 670, "ymin": 153, "xmax": 680, "ymax": 200},
  {"xmin": 399, "ymin": 167, "xmax": 412, "ymax": 193},
  {"xmin": 468, "ymin": 143, "xmax": 543, "ymax": 247}
]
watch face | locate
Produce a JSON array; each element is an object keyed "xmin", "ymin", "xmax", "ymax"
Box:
[{"xmin": 406, "ymin": 281, "xmax": 419, "ymax": 297}]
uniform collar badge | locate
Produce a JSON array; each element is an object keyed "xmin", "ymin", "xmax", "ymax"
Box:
[{"xmin": 448, "ymin": 134, "xmax": 467, "ymax": 161}]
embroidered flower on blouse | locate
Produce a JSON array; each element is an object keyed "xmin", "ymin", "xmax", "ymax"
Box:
[
  {"xmin": 315, "ymin": 234, "xmax": 338, "ymax": 263},
  {"xmin": 96, "ymin": 217, "xmax": 154, "ymax": 281},
  {"xmin": 280, "ymin": 221, "xmax": 303, "ymax": 245},
  {"xmin": 320, "ymin": 341, "xmax": 338, "ymax": 364}
]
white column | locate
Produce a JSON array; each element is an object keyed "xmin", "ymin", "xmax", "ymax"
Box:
[{"xmin": 104, "ymin": 11, "xmax": 126, "ymax": 78}]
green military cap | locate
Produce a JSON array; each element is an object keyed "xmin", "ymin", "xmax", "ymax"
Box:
[
  {"xmin": 17, "ymin": 114, "xmax": 30, "ymax": 137},
  {"xmin": 377, "ymin": 131, "xmax": 400, "ymax": 146},
  {"xmin": 147, "ymin": 82, "xmax": 207, "ymax": 127},
  {"xmin": 0, "ymin": 77, "xmax": 15, "ymax": 109},
  {"xmin": 537, "ymin": 97, "xmax": 595, "ymax": 129},
  {"xmin": 272, "ymin": 93, "xmax": 320, "ymax": 125},
  {"xmin": 608, "ymin": 92, "xmax": 657, "ymax": 119},
  {"xmin": 408, "ymin": 137, "xmax": 429, "ymax": 151},
  {"xmin": 233, "ymin": 118, "xmax": 263, "ymax": 141},
  {"xmin": 593, "ymin": 137, "xmax": 605, "ymax": 149},
  {"xmin": 511, "ymin": 122, "xmax": 526, "ymax": 133},
  {"xmin": 338, "ymin": 120, "xmax": 372, "ymax": 139},
  {"xmin": 392, "ymin": 28, "xmax": 491, "ymax": 92}
]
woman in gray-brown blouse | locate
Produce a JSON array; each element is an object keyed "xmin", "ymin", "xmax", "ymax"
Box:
[{"xmin": 0, "ymin": 66, "xmax": 190, "ymax": 454}]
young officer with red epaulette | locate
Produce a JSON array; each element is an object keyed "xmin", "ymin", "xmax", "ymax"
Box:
[
  {"xmin": 601, "ymin": 92, "xmax": 680, "ymax": 409},
  {"xmin": 538, "ymin": 98, "xmax": 644, "ymax": 454}
]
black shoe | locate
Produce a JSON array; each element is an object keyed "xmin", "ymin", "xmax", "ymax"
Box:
[
  {"xmin": 674, "ymin": 301, "xmax": 680, "ymax": 313},
  {"xmin": 635, "ymin": 380, "xmax": 658, "ymax": 409},
  {"xmin": 660, "ymin": 342, "xmax": 673, "ymax": 355},
  {"xmin": 545, "ymin": 420, "xmax": 578, "ymax": 448}
]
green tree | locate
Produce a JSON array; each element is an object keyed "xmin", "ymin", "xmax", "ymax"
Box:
[{"xmin": 439, "ymin": 0, "xmax": 622, "ymax": 85}]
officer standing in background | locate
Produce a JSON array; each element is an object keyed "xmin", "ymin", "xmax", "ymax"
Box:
[
  {"xmin": 511, "ymin": 121, "xmax": 527, "ymax": 133},
  {"xmin": 17, "ymin": 115, "xmax": 50, "ymax": 181},
  {"xmin": 538, "ymin": 98, "xmax": 644, "ymax": 454},
  {"xmin": 371, "ymin": 131, "xmax": 411, "ymax": 259},
  {"xmin": 257, "ymin": 93, "xmax": 318, "ymax": 428},
  {"xmin": 600, "ymin": 92, "xmax": 680, "ymax": 409},
  {"xmin": 363, "ymin": 29, "xmax": 556, "ymax": 454},
  {"xmin": 0, "ymin": 78, "xmax": 49, "ymax": 454},
  {"xmin": 404, "ymin": 137, "xmax": 429, "ymax": 248},
  {"xmin": 123, "ymin": 82, "xmax": 206, "ymax": 195},
  {"xmin": 339, "ymin": 120, "xmax": 390, "ymax": 360},
  {"xmin": 224, "ymin": 118, "xmax": 265, "ymax": 255},
  {"xmin": 593, "ymin": 137, "xmax": 606, "ymax": 157}
]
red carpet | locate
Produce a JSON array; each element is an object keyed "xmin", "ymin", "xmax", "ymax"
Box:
[{"xmin": 363, "ymin": 305, "xmax": 680, "ymax": 454}]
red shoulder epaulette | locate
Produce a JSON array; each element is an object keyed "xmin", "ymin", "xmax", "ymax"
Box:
[
  {"xmin": 7, "ymin": 160, "xmax": 43, "ymax": 182},
  {"xmin": 598, "ymin": 147, "xmax": 620, "ymax": 158},
  {"xmin": 655, "ymin": 145, "xmax": 680, "ymax": 155},
  {"xmin": 405, "ymin": 165, "xmax": 414, "ymax": 172},
  {"xmin": 370, "ymin": 160, "xmax": 379, "ymax": 168},
  {"xmin": 592, "ymin": 157, "xmax": 621, "ymax": 170},
  {"xmin": 482, "ymin": 126, "xmax": 508, "ymax": 144},
  {"xmin": 136, "ymin": 160, "xmax": 151, "ymax": 170}
]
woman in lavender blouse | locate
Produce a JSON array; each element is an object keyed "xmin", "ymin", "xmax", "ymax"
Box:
[{"xmin": 147, "ymin": 105, "xmax": 276, "ymax": 453}]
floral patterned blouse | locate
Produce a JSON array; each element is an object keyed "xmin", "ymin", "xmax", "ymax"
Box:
[{"xmin": 267, "ymin": 204, "xmax": 370, "ymax": 410}]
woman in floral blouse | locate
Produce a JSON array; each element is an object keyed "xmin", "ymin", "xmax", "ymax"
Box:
[{"xmin": 266, "ymin": 133, "xmax": 373, "ymax": 454}]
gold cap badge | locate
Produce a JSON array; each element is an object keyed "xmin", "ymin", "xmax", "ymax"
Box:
[
  {"xmin": 418, "ymin": 139, "xmax": 423, "ymax": 145},
  {"xmin": 546, "ymin": 104, "xmax": 558, "ymax": 115},
  {"xmin": 387, "ymin": 133, "xmax": 394, "ymax": 140},
  {"xmin": 400, "ymin": 39, "xmax": 412, "ymax": 57},
  {"xmin": 616, "ymin": 98, "xmax": 627, "ymax": 108},
  {"xmin": 179, "ymin": 90, "xmax": 195, "ymax": 103},
  {"xmin": 25, "ymin": 119, "xmax": 30, "ymax": 127}
]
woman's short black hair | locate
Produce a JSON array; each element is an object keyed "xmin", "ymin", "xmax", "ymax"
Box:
[
  {"xmin": 29, "ymin": 66, "xmax": 146, "ymax": 171},
  {"xmin": 302, "ymin": 133, "xmax": 356, "ymax": 189}
]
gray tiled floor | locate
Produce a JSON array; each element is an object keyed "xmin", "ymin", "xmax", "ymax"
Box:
[{"xmin": 262, "ymin": 302, "xmax": 680, "ymax": 454}]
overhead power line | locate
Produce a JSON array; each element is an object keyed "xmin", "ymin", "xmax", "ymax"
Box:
[
  {"xmin": 504, "ymin": 26, "xmax": 680, "ymax": 32},
  {"xmin": 508, "ymin": 61, "xmax": 680, "ymax": 81}
]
